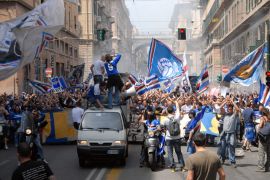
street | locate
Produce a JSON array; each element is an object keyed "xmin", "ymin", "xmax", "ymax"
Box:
[{"xmin": 1, "ymin": 144, "xmax": 269, "ymax": 180}]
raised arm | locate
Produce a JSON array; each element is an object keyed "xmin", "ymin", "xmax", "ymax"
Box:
[{"xmin": 111, "ymin": 54, "xmax": 122, "ymax": 66}]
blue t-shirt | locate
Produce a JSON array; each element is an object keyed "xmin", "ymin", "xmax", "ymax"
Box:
[
  {"xmin": 145, "ymin": 119, "xmax": 160, "ymax": 131},
  {"xmin": 104, "ymin": 54, "xmax": 121, "ymax": 77}
]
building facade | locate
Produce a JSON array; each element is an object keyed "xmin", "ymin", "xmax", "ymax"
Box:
[
  {"xmin": 169, "ymin": 1, "xmax": 203, "ymax": 76},
  {"xmin": 202, "ymin": 0, "xmax": 270, "ymax": 87},
  {"xmin": 78, "ymin": 0, "xmax": 113, "ymax": 80},
  {"xmin": 78, "ymin": 0, "xmax": 133, "ymax": 79},
  {"xmin": 110, "ymin": 0, "xmax": 133, "ymax": 73},
  {"xmin": 0, "ymin": 0, "xmax": 81, "ymax": 94}
]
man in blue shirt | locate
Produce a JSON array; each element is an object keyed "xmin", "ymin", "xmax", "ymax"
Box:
[{"xmin": 104, "ymin": 54, "xmax": 124, "ymax": 109}]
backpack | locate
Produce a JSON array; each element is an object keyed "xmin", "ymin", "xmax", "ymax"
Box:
[
  {"xmin": 168, "ymin": 117, "xmax": 180, "ymax": 136},
  {"xmin": 258, "ymin": 122, "xmax": 270, "ymax": 143}
]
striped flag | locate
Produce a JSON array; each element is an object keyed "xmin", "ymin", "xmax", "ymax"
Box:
[
  {"xmin": 196, "ymin": 65, "xmax": 209, "ymax": 94},
  {"xmin": 128, "ymin": 74, "xmax": 138, "ymax": 85},
  {"xmin": 258, "ymin": 81, "xmax": 270, "ymax": 106},
  {"xmin": 28, "ymin": 79, "xmax": 51, "ymax": 94},
  {"xmin": 135, "ymin": 74, "xmax": 161, "ymax": 95}
]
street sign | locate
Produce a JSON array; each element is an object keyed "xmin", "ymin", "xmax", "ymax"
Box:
[
  {"xmin": 45, "ymin": 68, "xmax": 53, "ymax": 78},
  {"xmin": 222, "ymin": 66, "xmax": 229, "ymax": 73}
]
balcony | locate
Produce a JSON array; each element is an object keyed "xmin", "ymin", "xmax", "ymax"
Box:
[{"xmin": 202, "ymin": 0, "xmax": 220, "ymax": 33}]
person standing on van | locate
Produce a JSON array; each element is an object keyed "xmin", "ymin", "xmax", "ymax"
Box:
[
  {"xmin": 90, "ymin": 55, "xmax": 105, "ymax": 84},
  {"xmin": 104, "ymin": 54, "xmax": 124, "ymax": 109}
]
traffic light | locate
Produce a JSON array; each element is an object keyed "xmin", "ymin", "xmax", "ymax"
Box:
[
  {"xmin": 178, "ymin": 28, "xmax": 186, "ymax": 40},
  {"xmin": 266, "ymin": 71, "xmax": 270, "ymax": 87},
  {"xmin": 97, "ymin": 29, "xmax": 106, "ymax": 41},
  {"xmin": 217, "ymin": 74, "xmax": 222, "ymax": 83}
]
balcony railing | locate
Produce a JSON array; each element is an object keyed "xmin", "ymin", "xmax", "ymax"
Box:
[{"xmin": 202, "ymin": 0, "xmax": 221, "ymax": 33}]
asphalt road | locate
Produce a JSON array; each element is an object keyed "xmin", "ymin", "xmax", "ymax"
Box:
[{"xmin": 0, "ymin": 144, "xmax": 269, "ymax": 180}]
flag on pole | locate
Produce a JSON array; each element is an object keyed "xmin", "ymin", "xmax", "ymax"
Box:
[
  {"xmin": 28, "ymin": 79, "xmax": 51, "ymax": 94},
  {"xmin": 0, "ymin": 0, "xmax": 64, "ymax": 80},
  {"xmin": 258, "ymin": 80, "xmax": 270, "ymax": 107},
  {"xmin": 148, "ymin": 38, "xmax": 183, "ymax": 80},
  {"xmin": 196, "ymin": 65, "xmax": 209, "ymax": 94},
  {"xmin": 128, "ymin": 74, "xmax": 138, "ymax": 85},
  {"xmin": 223, "ymin": 43, "xmax": 267, "ymax": 86},
  {"xmin": 181, "ymin": 51, "xmax": 192, "ymax": 92}
]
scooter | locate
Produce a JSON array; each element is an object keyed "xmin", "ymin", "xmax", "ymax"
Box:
[
  {"xmin": 24, "ymin": 127, "xmax": 39, "ymax": 160},
  {"xmin": 144, "ymin": 128, "xmax": 165, "ymax": 171}
]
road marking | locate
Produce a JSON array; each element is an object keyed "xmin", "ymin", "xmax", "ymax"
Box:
[
  {"xmin": 105, "ymin": 168, "xmax": 121, "ymax": 180},
  {"xmin": 0, "ymin": 160, "xmax": 10, "ymax": 166},
  {"xmin": 85, "ymin": 168, "xmax": 98, "ymax": 180},
  {"xmin": 96, "ymin": 168, "xmax": 107, "ymax": 180}
]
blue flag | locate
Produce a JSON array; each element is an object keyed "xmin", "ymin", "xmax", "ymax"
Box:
[
  {"xmin": 223, "ymin": 43, "xmax": 267, "ymax": 86},
  {"xmin": 148, "ymin": 38, "xmax": 183, "ymax": 80}
]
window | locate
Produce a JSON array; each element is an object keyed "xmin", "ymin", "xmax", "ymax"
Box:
[
  {"xmin": 246, "ymin": 0, "xmax": 250, "ymax": 13},
  {"xmin": 81, "ymin": 112, "xmax": 123, "ymax": 131},
  {"xmin": 74, "ymin": 48, "xmax": 78, "ymax": 58},
  {"xmin": 65, "ymin": 43, "xmax": 69, "ymax": 55},
  {"xmin": 69, "ymin": 47, "xmax": 73, "ymax": 57},
  {"xmin": 60, "ymin": 41, "xmax": 64, "ymax": 53}
]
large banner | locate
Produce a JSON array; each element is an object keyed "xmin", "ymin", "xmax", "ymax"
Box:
[{"xmin": 43, "ymin": 109, "xmax": 77, "ymax": 143}]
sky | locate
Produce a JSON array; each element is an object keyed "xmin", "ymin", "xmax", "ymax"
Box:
[{"xmin": 125, "ymin": 0, "xmax": 181, "ymax": 34}]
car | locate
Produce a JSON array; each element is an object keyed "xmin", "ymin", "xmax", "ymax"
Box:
[{"xmin": 77, "ymin": 107, "xmax": 128, "ymax": 167}]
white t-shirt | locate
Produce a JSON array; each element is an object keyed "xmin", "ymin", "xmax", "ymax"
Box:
[
  {"xmin": 72, "ymin": 107, "xmax": 84, "ymax": 123},
  {"xmin": 181, "ymin": 104, "xmax": 193, "ymax": 113},
  {"xmin": 93, "ymin": 60, "xmax": 105, "ymax": 75}
]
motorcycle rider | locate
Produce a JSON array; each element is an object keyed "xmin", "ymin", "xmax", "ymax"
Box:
[
  {"xmin": 22, "ymin": 107, "xmax": 47, "ymax": 161},
  {"xmin": 139, "ymin": 106, "xmax": 165, "ymax": 167}
]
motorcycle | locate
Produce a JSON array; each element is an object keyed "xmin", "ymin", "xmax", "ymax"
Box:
[
  {"xmin": 144, "ymin": 128, "xmax": 165, "ymax": 171},
  {"xmin": 24, "ymin": 127, "xmax": 39, "ymax": 160}
]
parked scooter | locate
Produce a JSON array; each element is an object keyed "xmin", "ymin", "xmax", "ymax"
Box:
[
  {"xmin": 144, "ymin": 128, "xmax": 165, "ymax": 171},
  {"xmin": 25, "ymin": 127, "xmax": 39, "ymax": 160}
]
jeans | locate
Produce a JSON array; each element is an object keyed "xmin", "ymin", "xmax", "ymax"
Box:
[
  {"xmin": 93, "ymin": 75, "xmax": 103, "ymax": 84},
  {"xmin": 258, "ymin": 138, "xmax": 270, "ymax": 170},
  {"xmin": 187, "ymin": 140, "xmax": 196, "ymax": 155},
  {"xmin": 26, "ymin": 133, "xmax": 44, "ymax": 160},
  {"xmin": 108, "ymin": 86, "xmax": 120, "ymax": 108},
  {"xmin": 166, "ymin": 139, "xmax": 185, "ymax": 167},
  {"xmin": 220, "ymin": 132, "xmax": 236, "ymax": 164},
  {"xmin": 15, "ymin": 132, "xmax": 25, "ymax": 147}
]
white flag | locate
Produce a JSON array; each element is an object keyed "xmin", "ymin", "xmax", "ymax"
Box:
[
  {"xmin": 181, "ymin": 51, "xmax": 192, "ymax": 92},
  {"xmin": 0, "ymin": 0, "xmax": 64, "ymax": 80}
]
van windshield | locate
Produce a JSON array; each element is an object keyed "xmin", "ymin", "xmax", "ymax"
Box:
[{"xmin": 81, "ymin": 112, "xmax": 123, "ymax": 131}]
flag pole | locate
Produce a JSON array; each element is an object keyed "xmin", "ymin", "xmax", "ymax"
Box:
[{"xmin": 266, "ymin": 34, "xmax": 270, "ymax": 71}]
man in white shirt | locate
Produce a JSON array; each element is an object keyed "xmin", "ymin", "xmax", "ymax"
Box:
[
  {"xmin": 181, "ymin": 99, "xmax": 193, "ymax": 114},
  {"xmin": 161, "ymin": 101, "xmax": 186, "ymax": 171},
  {"xmin": 72, "ymin": 101, "xmax": 84, "ymax": 130},
  {"xmin": 91, "ymin": 56, "xmax": 105, "ymax": 84}
]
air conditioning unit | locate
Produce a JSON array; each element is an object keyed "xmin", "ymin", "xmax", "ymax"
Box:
[{"xmin": 96, "ymin": 16, "xmax": 101, "ymax": 22}]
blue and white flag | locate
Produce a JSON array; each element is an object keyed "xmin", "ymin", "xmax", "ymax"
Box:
[
  {"xmin": 196, "ymin": 65, "xmax": 209, "ymax": 94},
  {"xmin": 0, "ymin": 0, "xmax": 64, "ymax": 80},
  {"xmin": 148, "ymin": 38, "xmax": 183, "ymax": 80},
  {"xmin": 258, "ymin": 80, "xmax": 270, "ymax": 107},
  {"xmin": 50, "ymin": 76, "xmax": 63, "ymax": 93},
  {"xmin": 58, "ymin": 76, "xmax": 68, "ymax": 89},
  {"xmin": 28, "ymin": 79, "xmax": 51, "ymax": 94},
  {"xmin": 223, "ymin": 43, "xmax": 267, "ymax": 86}
]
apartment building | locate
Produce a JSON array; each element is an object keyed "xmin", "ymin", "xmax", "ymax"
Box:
[{"xmin": 202, "ymin": 0, "xmax": 270, "ymax": 85}]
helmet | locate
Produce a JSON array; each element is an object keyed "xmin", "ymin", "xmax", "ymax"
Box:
[{"xmin": 188, "ymin": 110, "xmax": 196, "ymax": 117}]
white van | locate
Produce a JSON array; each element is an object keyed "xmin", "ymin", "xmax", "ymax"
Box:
[{"xmin": 77, "ymin": 107, "xmax": 128, "ymax": 167}]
